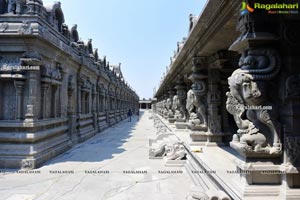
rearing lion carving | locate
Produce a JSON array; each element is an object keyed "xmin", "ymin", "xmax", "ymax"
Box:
[{"xmin": 226, "ymin": 48, "xmax": 281, "ymax": 155}]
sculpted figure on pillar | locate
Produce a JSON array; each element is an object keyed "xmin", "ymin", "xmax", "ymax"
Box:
[
  {"xmin": 166, "ymin": 97, "xmax": 172, "ymax": 115},
  {"xmin": 166, "ymin": 89, "xmax": 176, "ymax": 123},
  {"xmin": 187, "ymin": 57, "xmax": 208, "ymax": 131},
  {"xmin": 174, "ymin": 75, "xmax": 187, "ymax": 121},
  {"xmin": 7, "ymin": 0, "xmax": 16, "ymax": 13},
  {"xmin": 173, "ymin": 95, "xmax": 181, "ymax": 119},
  {"xmin": 226, "ymin": 48, "xmax": 282, "ymax": 156},
  {"xmin": 162, "ymin": 98, "xmax": 169, "ymax": 118},
  {"xmin": 186, "ymin": 86, "xmax": 207, "ymax": 131}
]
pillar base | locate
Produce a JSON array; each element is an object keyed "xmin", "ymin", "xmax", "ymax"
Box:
[
  {"xmin": 232, "ymin": 159, "xmax": 292, "ymax": 198},
  {"xmin": 168, "ymin": 118, "xmax": 176, "ymax": 124},
  {"xmin": 190, "ymin": 131, "xmax": 224, "ymax": 147},
  {"xmin": 175, "ymin": 120, "xmax": 188, "ymax": 130}
]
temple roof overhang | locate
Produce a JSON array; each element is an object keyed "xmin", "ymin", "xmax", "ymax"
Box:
[{"xmin": 155, "ymin": 0, "xmax": 241, "ymax": 97}]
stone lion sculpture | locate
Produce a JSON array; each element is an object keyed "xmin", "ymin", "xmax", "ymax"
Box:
[
  {"xmin": 173, "ymin": 95, "xmax": 182, "ymax": 119},
  {"xmin": 165, "ymin": 142, "xmax": 187, "ymax": 160},
  {"xmin": 186, "ymin": 89, "xmax": 207, "ymax": 130},
  {"xmin": 226, "ymin": 48, "xmax": 281, "ymax": 155}
]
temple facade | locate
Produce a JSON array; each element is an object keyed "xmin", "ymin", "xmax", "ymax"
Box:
[
  {"xmin": 0, "ymin": 0, "xmax": 139, "ymax": 169},
  {"xmin": 154, "ymin": 0, "xmax": 300, "ymax": 199}
]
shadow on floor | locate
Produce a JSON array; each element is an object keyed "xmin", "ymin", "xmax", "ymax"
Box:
[{"xmin": 41, "ymin": 110, "xmax": 146, "ymax": 168}]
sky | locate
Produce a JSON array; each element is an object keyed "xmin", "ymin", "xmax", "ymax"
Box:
[{"xmin": 43, "ymin": 0, "xmax": 206, "ymax": 99}]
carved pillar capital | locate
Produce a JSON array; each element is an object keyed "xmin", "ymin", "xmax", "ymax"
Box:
[
  {"xmin": 14, "ymin": 80, "xmax": 25, "ymax": 94},
  {"xmin": 229, "ymin": 0, "xmax": 278, "ymax": 52}
]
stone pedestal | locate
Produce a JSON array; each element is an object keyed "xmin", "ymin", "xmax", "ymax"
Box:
[
  {"xmin": 190, "ymin": 131, "xmax": 207, "ymax": 146},
  {"xmin": 232, "ymin": 159, "xmax": 297, "ymax": 198},
  {"xmin": 175, "ymin": 119, "xmax": 188, "ymax": 130},
  {"xmin": 190, "ymin": 131, "xmax": 223, "ymax": 147},
  {"xmin": 168, "ymin": 117, "xmax": 176, "ymax": 124}
]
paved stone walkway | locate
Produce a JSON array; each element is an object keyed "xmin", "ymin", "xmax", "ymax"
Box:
[{"xmin": 0, "ymin": 111, "xmax": 193, "ymax": 200}]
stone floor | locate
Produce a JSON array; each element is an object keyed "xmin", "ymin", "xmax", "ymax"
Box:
[{"xmin": 0, "ymin": 111, "xmax": 193, "ymax": 200}]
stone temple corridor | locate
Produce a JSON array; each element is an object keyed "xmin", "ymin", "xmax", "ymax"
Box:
[
  {"xmin": 1, "ymin": 0, "xmax": 300, "ymax": 199},
  {"xmin": 0, "ymin": 111, "xmax": 193, "ymax": 200}
]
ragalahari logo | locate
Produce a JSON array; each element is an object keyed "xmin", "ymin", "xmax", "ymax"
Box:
[{"xmin": 240, "ymin": 1, "xmax": 254, "ymax": 16}]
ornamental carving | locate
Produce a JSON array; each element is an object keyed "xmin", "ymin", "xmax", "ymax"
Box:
[
  {"xmin": 163, "ymin": 99, "xmax": 169, "ymax": 118},
  {"xmin": 187, "ymin": 57, "xmax": 208, "ymax": 131},
  {"xmin": 165, "ymin": 142, "xmax": 187, "ymax": 160},
  {"xmin": 68, "ymin": 75, "xmax": 75, "ymax": 93},
  {"xmin": 175, "ymin": 75, "xmax": 187, "ymax": 121},
  {"xmin": 22, "ymin": 159, "xmax": 34, "ymax": 169},
  {"xmin": 172, "ymin": 95, "xmax": 181, "ymax": 119},
  {"xmin": 226, "ymin": 48, "xmax": 282, "ymax": 157},
  {"xmin": 41, "ymin": 65, "xmax": 62, "ymax": 81},
  {"xmin": 166, "ymin": 97, "xmax": 173, "ymax": 117},
  {"xmin": 18, "ymin": 21, "xmax": 33, "ymax": 35},
  {"xmin": 286, "ymin": 136, "xmax": 300, "ymax": 166},
  {"xmin": 167, "ymin": 89, "xmax": 176, "ymax": 120},
  {"xmin": 186, "ymin": 89, "xmax": 207, "ymax": 130},
  {"xmin": 0, "ymin": 23, "xmax": 9, "ymax": 32},
  {"xmin": 286, "ymin": 74, "xmax": 300, "ymax": 98}
]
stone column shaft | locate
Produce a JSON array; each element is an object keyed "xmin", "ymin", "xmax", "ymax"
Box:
[
  {"xmin": 41, "ymin": 83, "xmax": 50, "ymax": 119},
  {"xmin": 77, "ymin": 83, "xmax": 82, "ymax": 114},
  {"xmin": 25, "ymin": 70, "xmax": 39, "ymax": 121},
  {"xmin": 14, "ymin": 80, "xmax": 25, "ymax": 120}
]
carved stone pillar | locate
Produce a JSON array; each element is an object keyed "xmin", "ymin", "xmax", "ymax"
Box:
[
  {"xmin": 88, "ymin": 84, "xmax": 92, "ymax": 114},
  {"xmin": 228, "ymin": 16, "xmax": 282, "ymax": 159},
  {"xmin": 206, "ymin": 68, "xmax": 223, "ymax": 144},
  {"xmin": 101, "ymin": 92, "xmax": 105, "ymax": 112},
  {"xmin": 105, "ymin": 91, "xmax": 108, "ymax": 111},
  {"xmin": 97, "ymin": 86, "xmax": 102, "ymax": 113},
  {"xmin": 187, "ymin": 57, "xmax": 208, "ymax": 132},
  {"xmin": 92, "ymin": 86, "xmax": 97, "ymax": 113},
  {"xmin": 52, "ymin": 85, "xmax": 58, "ymax": 118},
  {"xmin": 14, "ymin": 80, "xmax": 25, "ymax": 120},
  {"xmin": 77, "ymin": 79, "xmax": 83, "ymax": 115},
  {"xmin": 167, "ymin": 88, "xmax": 176, "ymax": 124},
  {"xmin": 7, "ymin": 0, "xmax": 16, "ymax": 14},
  {"xmin": 41, "ymin": 83, "xmax": 50, "ymax": 119},
  {"xmin": 67, "ymin": 76, "xmax": 75, "ymax": 115},
  {"xmin": 67, "ymin": 75, "xmax": 77, "ymax": 145},
  {"xmin": 25, "ymin": 70, "xmax": 39, "ymax": 121},
  {"xmin": 225, "ymin": 0, "xmax": 286, "ymax": 190},
  {"xmin": 92, "ymin": 85, "xmax": 98, "ymax": 133},
  {"xmin": 174, "ymin": 75, "xmax": 187, "ymax": 130},
  {"xmin": 162, "ymin": 94, "xmax": 169, "ymax": 119},
  {"xmin": 186, "ymin": 58, "xmax": 209, "ymax": 146},
  {"xmin": 58, "ymin": 84, "xmax": 62, "ymax": 117},
  {"xmin": 15, "ymin": 0, "xmax": 23, "ymax": 14},
  {"xmin": 60, "ymin": 69, "xmax": 67, "ymax": 117}
]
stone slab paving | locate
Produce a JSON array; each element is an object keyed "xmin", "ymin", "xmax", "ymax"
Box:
[{"xmin": 0, "ymin": 111, "xmax": 193, "ymax": 200}]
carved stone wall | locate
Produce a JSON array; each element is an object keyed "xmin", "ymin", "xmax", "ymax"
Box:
[{"xmin": 0, "ymin": 0, "xmax": 139, "ymax": 169}]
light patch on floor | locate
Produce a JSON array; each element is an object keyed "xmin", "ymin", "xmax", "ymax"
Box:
[{"xmin": 6, "ymin": 194, "xmax": 36, "ymax": 200}]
